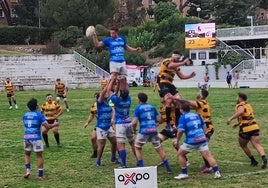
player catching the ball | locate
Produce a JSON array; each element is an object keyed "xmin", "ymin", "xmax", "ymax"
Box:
[{"xmin": 90, "ymin": 26, "xmax": 142, "ymax": 90}]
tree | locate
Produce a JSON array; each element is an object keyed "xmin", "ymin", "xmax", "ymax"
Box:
[
  {"xmin": 40, "ymin": 0, "xmax": 116, "ymax": 30},
  {"xmin": 154, "ymin": 2, "xmax": 179, "ymax": 23},
  {"xmin": 13, "ymin": 0, "xmax": 39, "ymax": 26},
  {"xmin": 187, "ymin": 0, "xmax": 261, "ymax": 26}
]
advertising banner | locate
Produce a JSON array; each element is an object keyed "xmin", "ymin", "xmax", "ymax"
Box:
[
  {"xmin": 185, "ymin": 23, "xmax": 216, "ymax": 49},
  {"xmin": 114, "ymin": 166, "xmax": 158, "ymax": 188}
]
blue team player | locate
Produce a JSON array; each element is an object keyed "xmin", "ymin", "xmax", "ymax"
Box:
[
  {"xmin": 96, "ymin": 83, "xmax": 119, "ymax": 167},
  {"xmin": 173, "ymin": 102, "xmax": 221, "ymax": 180},
  {"xmin": 23, "ymin": 98, "xmax": 58, "ymax": 180},
  {"xmin": 132, "ymin": 92, "xmax": 172, "ymax": 173},
  {"xmin": 92, "ymin": 27, "xmax": 142, "ymax": 90},
  {"xmin": 108, "ymin": 79, "xmax": 136, "ymax": 168}
]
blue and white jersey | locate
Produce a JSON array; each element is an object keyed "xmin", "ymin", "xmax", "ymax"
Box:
[
  {"xmin": 97, "ymin": 98, "xmax": 113, "ymax": 131},
  {"xmin": 101, "ymin": 36, "xmax": 127, "ymax": 63},
  {"xmin": 110, "ymin": 93, "xmax": 131, "ymax": 124},
  {"xmin": 133, "ymin": 103, "xmax": 158, "ymax": 135},
  {"xmin": 178, "ymin": 112, "xmax": 207, "ymax": 145},
  {"xmin": 23, "ymin": 111, "xmax": 47, "ymax": 141}
]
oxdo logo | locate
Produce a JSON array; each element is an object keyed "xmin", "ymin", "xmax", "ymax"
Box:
[{"xmin": 117, "ymin": 172, "xmax": 150, "ymax": 185}]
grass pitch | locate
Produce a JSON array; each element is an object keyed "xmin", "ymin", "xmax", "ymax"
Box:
[{"xmin": 0, "ymin": 87, "xmax": 268, "ymax": 188}]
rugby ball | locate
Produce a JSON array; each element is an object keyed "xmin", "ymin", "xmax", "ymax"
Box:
[{"xmin": 86, "ymin": 25, "xmax": 95, "ymax": 38}]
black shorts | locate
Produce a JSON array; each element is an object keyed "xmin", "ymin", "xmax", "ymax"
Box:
[
  {"xmin": 239, "ymin": 130, "xmax": 260, "ymax": 140},
  {"xmin": 206, "ymin": 129, "xmax": 214, "ymax": 140},
  {"xmin": 159, "ymin": 129, "xmax": 177, "ymax": 139},
  {"xmin": 7, "ymin": 94, "xmax": 14, "ymax": 97},
  {"xmin": 47, "ymin": 119, "xmax": 58, "ymax": 124},
  {"xmin": 57, "ymin": 94, "xmax": 66, "ymax": 98},
  {"xmin": 158, "ymin": 83, "xmax": 178, "ymax": 98}
]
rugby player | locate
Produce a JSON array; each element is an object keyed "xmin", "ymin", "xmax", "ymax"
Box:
[{"xmin": 54, "ymin": 78, "xmax": 69, "ymax": 112}]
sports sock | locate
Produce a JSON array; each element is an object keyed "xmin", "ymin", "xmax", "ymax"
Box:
[
  {"xmin": 42, "ymin": 133, "xmax": 49, "ymax": 146},
  {"xmin": 261, "ymin": 155, "xmax": 267, "ymax": 160},
  {"xmin": 212, "ymin": 166, "xmax": 219, "ymax": 173},
  {"xmin": 119, "ymin": 150, "xmax": 127, "ymax": 167},
  {"xmin": 181, "ymin": 167, "xmax": 187, "ymax": 174},
  {"xmin": 163, "ymin": 159, "xmax": 171, "ymax": 171},
  {"xmin": 96, "ymin": 158, "xmax": 101, "ymax": 166},
  {"xmin": 54, "ymin": 133, "xmax": 60, "ymax": 144},
  {"xmin": 25, "ymin": 163, "xmax": 31, "ymax": 170},
  {"xmin": 9, "ymin": 101, "xmax": 12, "ymax": 106},
  {"xmin": 13, "ymin": 100, "xmax": 17, "ymax": 105},
  {"xmin": 249, "ymin": 155, "xmax": 257, "ymax": 163},
  {"xmin": 165, "ymin": 107, "xmax": 171, "ymax": 125},
  {"xmin": 38, "ymin": 169, "xmax": 44, "ymax": 177},
  {"xmin": 137, "ymin": 160, "xmax": 144, "ymax": 167}
]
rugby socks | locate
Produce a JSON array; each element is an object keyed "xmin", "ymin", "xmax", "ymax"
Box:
[
  {"xmin": 54, "ymin": 133, "xmax": 60, "ymax": 145},
  {"xmin": 249, "ymin": 155, "xmax": 258, "ymax": 165},
  {"xmin": 96, "ymin": 158, "xmax": 101, "ymax": 166},
  {"xmin": 38, "ymin": 169, "xmax": 44, "ymax": 177},
  {"xmin": 212, "ymin": 166, "xmax": 219, "ymax": 173},
  {"xmin": 165, "ymin": 107, "xmax": 171, "ymax": 125},
  {"xmin": 163, "ymin": 159, "xmax": 171, "ymax": 171},
  {"xmin": 8, "ymin": 101, "xmax": 12, "ymax": 106},
  {"xmin": 25, "ymin": 163, "xmax": 31, "ymax": 170},
  {"xmin": 137, "ymin": 160, "xmax": 144, "ymax": 167},
  {"xmin": 261, "ymin": 155, "xmax": 267, "ymax": 161},
  {"xmin": 181, "ymin": 167, "xmax": 187, "ymax": 174},
  {"xmin": 13, "ymin": 100, "xmax": 17, "ymax": 105},
  {"xmin": 119, "ymin": 150, "xmax": 127, "ymax": 167},
  {"xmin": 42, "ymin": 133, "xmax": 49, "ymax": 147}
]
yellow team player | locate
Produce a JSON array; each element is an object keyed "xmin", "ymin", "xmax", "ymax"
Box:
[
  {"xmin": 100, "ymin": 76, "xmax": 108, "ymax": 90},
  {"xmin": 54, "ymin": 78, "xmax": 69, "ymax": 112},
  {"xmin": 4, "ymin": 78, "xmax": 18, "ymax": 109},
  {"xmin": 181, "ymin": 89, "xmax": 214, "ymax": 173},
  {"xmin": 83, "ymin": 93, "xmax": 99, "ymax": 158},
  {"xmin": 41, "ymin": 94, "xmax": 63, "ymax": 148},
  {"xmin": 227, "ymin": 92, "xmax": 267, "ymax": 169}
]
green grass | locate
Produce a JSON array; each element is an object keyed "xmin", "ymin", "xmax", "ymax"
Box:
[
  {"xmin": 0, "ymin": 50, "xmax": 26, "ymax": 56},
  {"xmin": 0, "ymin": 87, "xmax": 268, "ymax": 188}
]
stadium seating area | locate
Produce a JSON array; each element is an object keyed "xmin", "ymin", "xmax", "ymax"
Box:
[{"xmin": 0, "ymin": 54, "xmax": 100, "ymax": 91}]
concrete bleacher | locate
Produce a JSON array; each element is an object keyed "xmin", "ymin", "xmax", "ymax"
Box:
[{"xmin": 0, "ymin": 54, "xmax": 101, "ymax": 91}]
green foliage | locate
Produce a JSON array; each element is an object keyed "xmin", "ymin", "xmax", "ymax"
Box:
[
  {"xmin": 42, "ymin": 37, "xmax": 68, "ymax": 54},
  {"xmin": 95, "ymin": 24, "xmax": 109, "ymax": 36},
  {"xmin": 154, "ymin": 2, "xmax": 179, "ymax": 23},
  {"xmin": 40, "ymin": 0, "xmax": 116, "ymax": 30},
  {"xmin": 13, "ymin": 0, "xmax": 39, "ymax": 26},
  {"xmin": 53, "ymin": 26, "xmax": 83, "ymax": 47},
  {"xmin": 127, "ymin": 28, "xmax": 156, "ymax": 51},
  {"xmin": 218, "ymin": 51, "xmax": 245, "ymax": 68},
  {"xmin": 0, "ymin": 26, "xmax": 53, "ymax": 45},
  {"xmin": 125, "ymin": 52, "xmax": 146, "ymax": 65}
]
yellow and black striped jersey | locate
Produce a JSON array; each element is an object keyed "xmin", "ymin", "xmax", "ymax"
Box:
[
  {"xmin": 41, "ymin": 101, "xmax": 62, "ymax": 121},
  {"xmin": 236, "ymin": 102, "xmax": 259, "ymax": 133},
  {"xmin": 90, "ymin": 102, "xmax": 98, "ymax": 118},
  {"xmin": 4, "ymin": 81, "xmax": 14, "ymax": 94},
  {"xmin": 157, "ymin": 58, "xmax": 181, "ymax": 85},
  {"xmin": 159, "ymin": 104, "xmax": 176, "ymax": 126},
  {"xmin": 195, "ymin": 99, "xmax": 214, "ymax": 133},
  {"xmin": 55, "ymin": 83, "xmax": 66, "ymax": 95}
]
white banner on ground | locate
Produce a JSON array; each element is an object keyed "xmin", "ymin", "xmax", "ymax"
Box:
[{"xmin": 114, "ymin": 166, "xmax": 158, "ymax": 188}]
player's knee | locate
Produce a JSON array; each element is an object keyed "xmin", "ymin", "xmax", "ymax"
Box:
[{"xmin": 63, "ymin": 98, "xmax": 67, "ymax": 102}]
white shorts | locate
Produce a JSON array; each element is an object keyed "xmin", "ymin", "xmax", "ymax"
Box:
[
  {"xmin": 96, "ymin": 127, "xmax": 115, "ymax": 140},
  {"xmin": 109, "ymin": 61, "xmax": 127, "ymax": 75},
  {"xmin": 24, "ymin": 140, "xmax": 44, "ymax": 152},
  {"xmin": 135, "ymin": 133, "xmax": 161, "ymax": 149},
  {"xmin": 116, "ymin": 123, "xmax": 134, "ymax": 143},
  {"xmin": 180, "ymin": 142, "xmax": 209, "ymax": 153}
]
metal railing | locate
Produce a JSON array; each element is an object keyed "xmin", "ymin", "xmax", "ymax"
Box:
[
  {"xmin": 73, "ymin": 51, "xmax": 110, "ymax": 78},
  {"xmin": 217, "ymin": 25, "xmax": 268, "ymax": 38}
]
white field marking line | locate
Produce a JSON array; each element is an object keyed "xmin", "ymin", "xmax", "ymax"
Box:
[
  {"xmin": 218, "ymin": 160, "xmax": 248, "ymax": 165},
  {"xmin": 223, "ymin": 169, "xmax": 268, "ymax": 179}
]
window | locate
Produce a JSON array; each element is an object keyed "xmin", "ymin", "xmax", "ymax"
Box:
[
  {"xmin": 190, "ymin": 52, "xmax": 197, "ymax": 60},
  {"xmin": 209, "ymin": 52, "xmax": 217, "ymax": 59},
  {"xmin": 198, "ymin": 52, "xmax": 206, "ymax": 60},
  {"xmin": 0, "ymin": 9, "xmax": 4, "ymax": 18}
]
